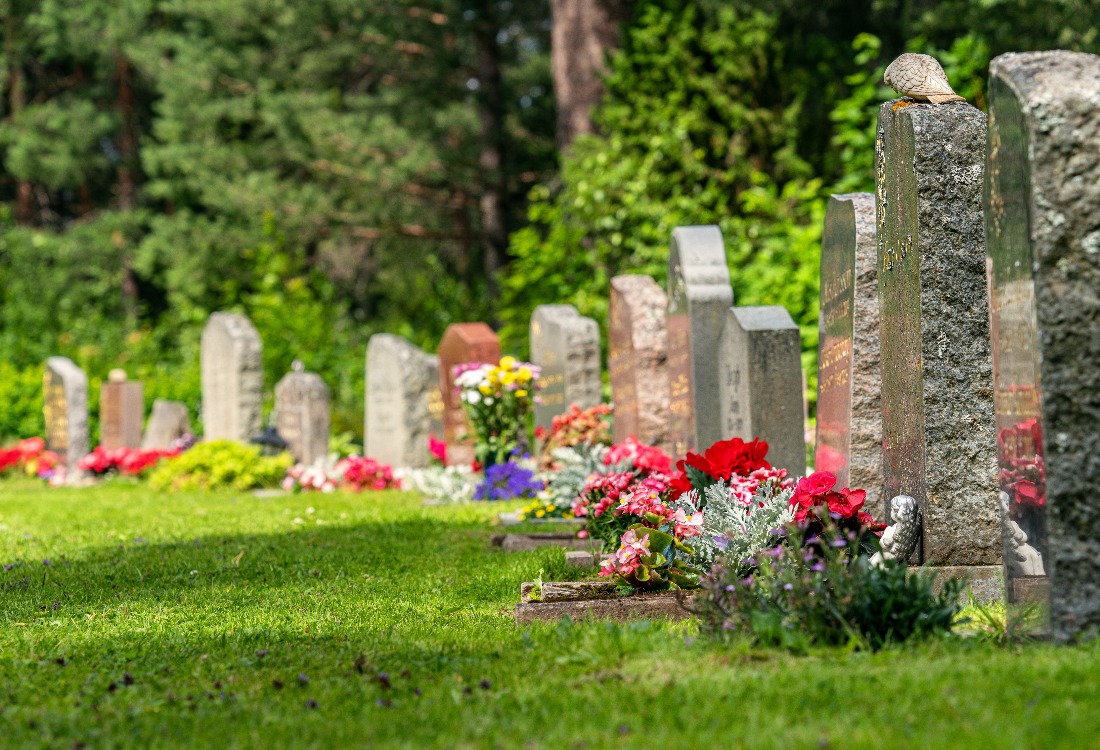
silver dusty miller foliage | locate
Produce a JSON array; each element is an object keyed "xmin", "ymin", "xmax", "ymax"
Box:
[
  {"xmin": 542, "ymin": 444, "xmax": 609, "ymax": 510},
  {"xmin": 676, "ymin": 480, "xmax": 795, "ymax": 571}
]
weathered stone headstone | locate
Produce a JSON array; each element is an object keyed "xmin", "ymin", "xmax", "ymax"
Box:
[
  {"xmin": 814, "ymin": 193, "xmax": 883, "ymax": 513},
  {"xmin": 43, "ymin": 356, "xmax": 88, "ymax": 469},
  {"xmin": 609, "ymin": 275, "xmax": 670, "ymax": 447},
  {"xmin": 530, "ymin": 304, "xmax": 601, "ymax": 432},
  {"xmin": 985, "ymin": 51, "xmax": 1100, "ymax": 641},
  {"xmin": 100, "ymin": 369, "xmax": 144, "ymax": 450},
  {"xmin": 667, "ymin": 226, "xmax": 734, "ymax": 454},
  {"xmin": 200, "ymin": 312, "xmax": 263, "ymax": 442},
  {"xmin": 718, "ymin": 306, "xmax": 805, "ymax": 477},
  {"xmin": 438, "ymin": 323, "xmax": 500, "ymax": 466},
  {"xmin": 142, "ymin": 400, "xmax": 192, "ymax": 450},
  {"xmin": 365, "ymin": 334, "xmax": 439, "ymax": 468},
  {"xmin": 275, "ymin": 364, "xmax": 330, "ymax": 466},
  {"xmin": 876, "ymin": 98, "xmax": 998, "ymax": 566}
]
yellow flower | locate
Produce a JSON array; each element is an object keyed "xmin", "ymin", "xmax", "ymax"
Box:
[
  {"xmin": 479, "ymin": 384, "xmax": 492, "ymax": 395},
  {"xmin": 515, "ymin": 389, "xmax": 528, "ymax": 398},
  {"xmin": 535, "ymin": 510, "xmax": 546, "ymax": 518},
  {"xmin": 517, "ymin": 367, "xmax": 533, "ymax": 382},
  {"xmin": 500, "ymin": 355, "xmax": 517, "ymax": 370},
  {"xmin": 501, "ymin": 372, "xmax": 517, "ymax": 386}
]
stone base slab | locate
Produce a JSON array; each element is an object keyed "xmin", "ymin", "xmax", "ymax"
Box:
[
  {"xmin": 514, "ymin": 581, "xmax": 694, "ymax": 624},
  {"xmin": 912, "ymin": 565, "xmax": 1003, "ymax": 604},
  {"xmin": 491, "ymin": 533, "xmax": 602, "ymax": 553}
]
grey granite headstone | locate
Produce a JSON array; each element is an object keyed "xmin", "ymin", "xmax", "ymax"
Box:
[
  {"xmin": 365, "ymin": 334, "xmax": 439, "ymax": 468},
  {"xmin": 876, "ymin": 98, "xmax": 998, "ymax": 566},
  {"xmin": 815, "ymin": 193, "xmax": 883, "ymax": 512},
  {"xmin": 43, "ymin": 356, "xmax": 88, "ymax": 469},
  {"xmin": 609, "ymin": 275, "xmax": 670, "ymax": 448},
  {"xmin": 718, "ymin": 306, "xmax": 805, "ymax": 477},
  {"xmin": 142, "ymin": 399, "xmax": 192, "ymax": 450},
  {"xmin": 985, "ymin": 51, "xmax": 1100, "ymax": 641},
  {"xmin": 200, "ymin": 312, "xmax": 263, "ymax": 442},
  {"xmin": 100, "ymin": 370, "xmax": 144, "ymax": 450},
  {"xmin": 275, "ymin": 366, "xmax": 330, "ymax": 466},
  {"xmin": 530, "ymin": 304, "xmax": 602, "ymax": 432},
  {"xmin": 667, "ymin": 226, "xmax": 734, "ymax": 454}
]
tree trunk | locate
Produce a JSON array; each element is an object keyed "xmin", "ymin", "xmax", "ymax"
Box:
[
  {"xmin": 473, "ymin": 8, "xmax": 508, "ymax": 298},
  {"xmin": 549, "ymin": 0, "xmax": 631, "ymax": 149}
]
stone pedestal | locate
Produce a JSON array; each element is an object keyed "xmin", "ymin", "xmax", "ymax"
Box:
[
  {"xmin": 815, "ymin": 193, "xmax": 883, "ymax": 510},
  {"xmin": 200, "ymin": 312, "xmax": 263, "ymax": 442},
  {"xmin": 530, "ymin": 304, "xmax": 602, "ymax": 433},
  {"xmin": 609, "ymin": 275, "xmax": 670, "ymax": 447},
  {"xmin": 43, "ymin": 356, "xmax": 88, "ymax": 469},
  {"xmin": 718, "ymin": 306, "xmax": 806, "ymax": 477},
  {"xmin": 365, "ymin": 334, "xmax": 439, "ymax": 468},
  {"xmin": 667, "ymin": 226, "xmax": 733, "ymax": 454},
  {"xmin": 275, "ymin": 368, "xmax": 330, "ymax": 466},
  {"xmin": 985, "ymin": 51, "xmax": 1100, "ymax": 641},
  {"xmin": 876, "ymin": 99, "xmax": 998, "ymax": 566}
]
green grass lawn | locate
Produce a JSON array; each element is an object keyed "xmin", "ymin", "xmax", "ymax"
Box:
[{"xmin": 0, "ymin": 480, "xmax": 1097, "ymax": 749}]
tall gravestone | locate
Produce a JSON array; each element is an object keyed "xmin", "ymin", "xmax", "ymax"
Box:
[
  {"xmin": 142, "ymin": 400, "xmax": 192, "ymax": 450},
  {"xmin": 530, "ymin": 305, "xmax": 602, "ymax": 432},
  {"xmin": 365, "ymin": 334, "xmax": 439, "ymax": 468},
  {"xmin": 814, "ymin": 193, "xmax": 883, "ymax": 513},
  {"xmin": 275, "ymin": 365, "xmax": 330, "ymax": 466},
  {"xmin": 667, "ymin": 226, "xmax": 734, "ymax": 455},
  {"xmin": 876, "ymin": 98, "xmax": 999, "ymax": 567},
  {"xmin": 438, "ymin": 323, "xmax": 500, "ymax": 466},
  {"xmin": 43, "ymin": 357, "xmax": 89, "ymax": 470},
  {"xmin": 609, "ymin": 275, "xmax": 670, "ymax": 447},
  {"xmin": 200, "ymin": 312, "xmax": 263, "ymax": 442},
  {"xmin": 985, "ymin": 51, "xmax": 1100, "ymax": 641},
  {"xmin": 100, "ymin": 369, "xmax": 144, "ymax": 450},
  {"xmin": 718, "ymin": 306, "xmax": 805, "ymax": 477}
]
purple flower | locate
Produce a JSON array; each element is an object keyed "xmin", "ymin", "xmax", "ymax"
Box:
[
  {"xmin": 713, "ymin": 536, "xmax": 729, "ymax": 550},
  {"xmin": 810, "ymin": 561, "xmax": 825, "ymax": 572},
  {"xmin": 830, "ymin": 538, "xmax": 847, "ymax": 548},
  {"xmin": 474, "ymin": 461, "xmax": 544, "ymax": 501},
  {"xmin": 783, "ymin": 583, "xmax": 794, "ymax": 591},
  {"xmin": 762, "ymin": 546, "xmax": 784, "ymax": 558}
]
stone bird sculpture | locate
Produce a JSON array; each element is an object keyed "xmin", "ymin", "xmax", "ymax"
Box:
[{"xmin": 884, "ymin": 53, "xmax": 966, "ymax": 104}]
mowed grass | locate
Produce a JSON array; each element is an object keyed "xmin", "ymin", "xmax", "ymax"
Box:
[{"xmin": 0, "ymin": 481, "xmax": 1097, "ymax": 749}]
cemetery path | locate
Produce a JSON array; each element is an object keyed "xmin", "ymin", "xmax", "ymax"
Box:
[{"xmin": 0, "ymin": 481, "xmax": 1097, "ymax": 748}]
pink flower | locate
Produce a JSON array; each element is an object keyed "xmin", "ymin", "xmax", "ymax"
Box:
[{"xmin": 674, "ymin": 508, "xmax": 704, "ymax": 538}]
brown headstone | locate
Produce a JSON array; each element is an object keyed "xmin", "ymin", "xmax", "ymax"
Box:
[
  {"xmin": 609, "ymin": 275, "xmax": 670, "ymax": 447},
  {"xmin": 438, "ymin": 323, "xmax": 501, "ymax": 466},
  {"xmin": 100, "ymin": 374, "xmax": 144, "ymax": 450}
]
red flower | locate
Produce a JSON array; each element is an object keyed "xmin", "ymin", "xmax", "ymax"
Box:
[
  {"xmin": 683, "ymin": 437, "xmax": 771, "ymax": 482},
  {"xmin": 668, "ymin": 466, "xmax": 694, "ymax": 499}
]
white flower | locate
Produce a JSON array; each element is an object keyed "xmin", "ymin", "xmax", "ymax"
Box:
[{"xmin": 463, "ymin": 391, "xmax": 481, "ymax": 405}]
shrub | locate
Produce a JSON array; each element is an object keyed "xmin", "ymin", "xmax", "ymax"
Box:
[
  {"xmin": 696, "ymin": 522, "xmax": 963, "ymax": 651},
  {"xmin": 148, "ymin": 440, "xmax": 292, "ymax": 492}
]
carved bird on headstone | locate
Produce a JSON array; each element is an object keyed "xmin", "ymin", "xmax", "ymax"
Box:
[{"xmin": 884, "ymin": 53, "xmax": 966, "ymax": 104}]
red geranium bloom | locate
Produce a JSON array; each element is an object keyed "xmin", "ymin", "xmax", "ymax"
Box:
[{"xmin": 683, "ymin": 437, "xmax": 771, "ymax": 482}]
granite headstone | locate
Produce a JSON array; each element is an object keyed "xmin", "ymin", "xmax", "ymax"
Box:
[
  {"xmin": 365, "ymin": 334, "xmax": 440, "ymax": 468},
  {"xmin": 608, "ymin": 275, "xmax": 670, "ymax": 447},
  {"xmin": 985, "ymin": 51, "xmax": 1100, "ymax": 641},
  {"xmin": 667, "ymin": 226, "xmax": 733, "ymax": 454},
  {"xmin": 438, "ymin": 323, "xmax": 500, "ymax": 466},
  {"xmin": 530, "ymin": 304, "xmax": 601, "ymax": 433},
  {"xmin": 200, "ymin": 312, "xmax": 263, "ymax": 442},
  {"xmin": 718, "ymin": 306, "xmax": 806, "ymax": 477},
  {"xmin": 142, "ymin": 400, "xmax": 192, "ymax": 450},
  {"xmin": 275, "ymin": 365, "xmax": 331, "ymax": 466},
  {"xmin": 100, "ymin": 370, "xmax": 144, "ymax": 450},
  {"xmin": 876, "ymin": 98, "xmax": 999, "ymax": 566},
  {"xmin": 814, "ymin": 193, "xmax": 883, "ymax": 513},
  {"xmin": 43, "ymin": 356, "xmax": 88, "ymax": 469}
]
